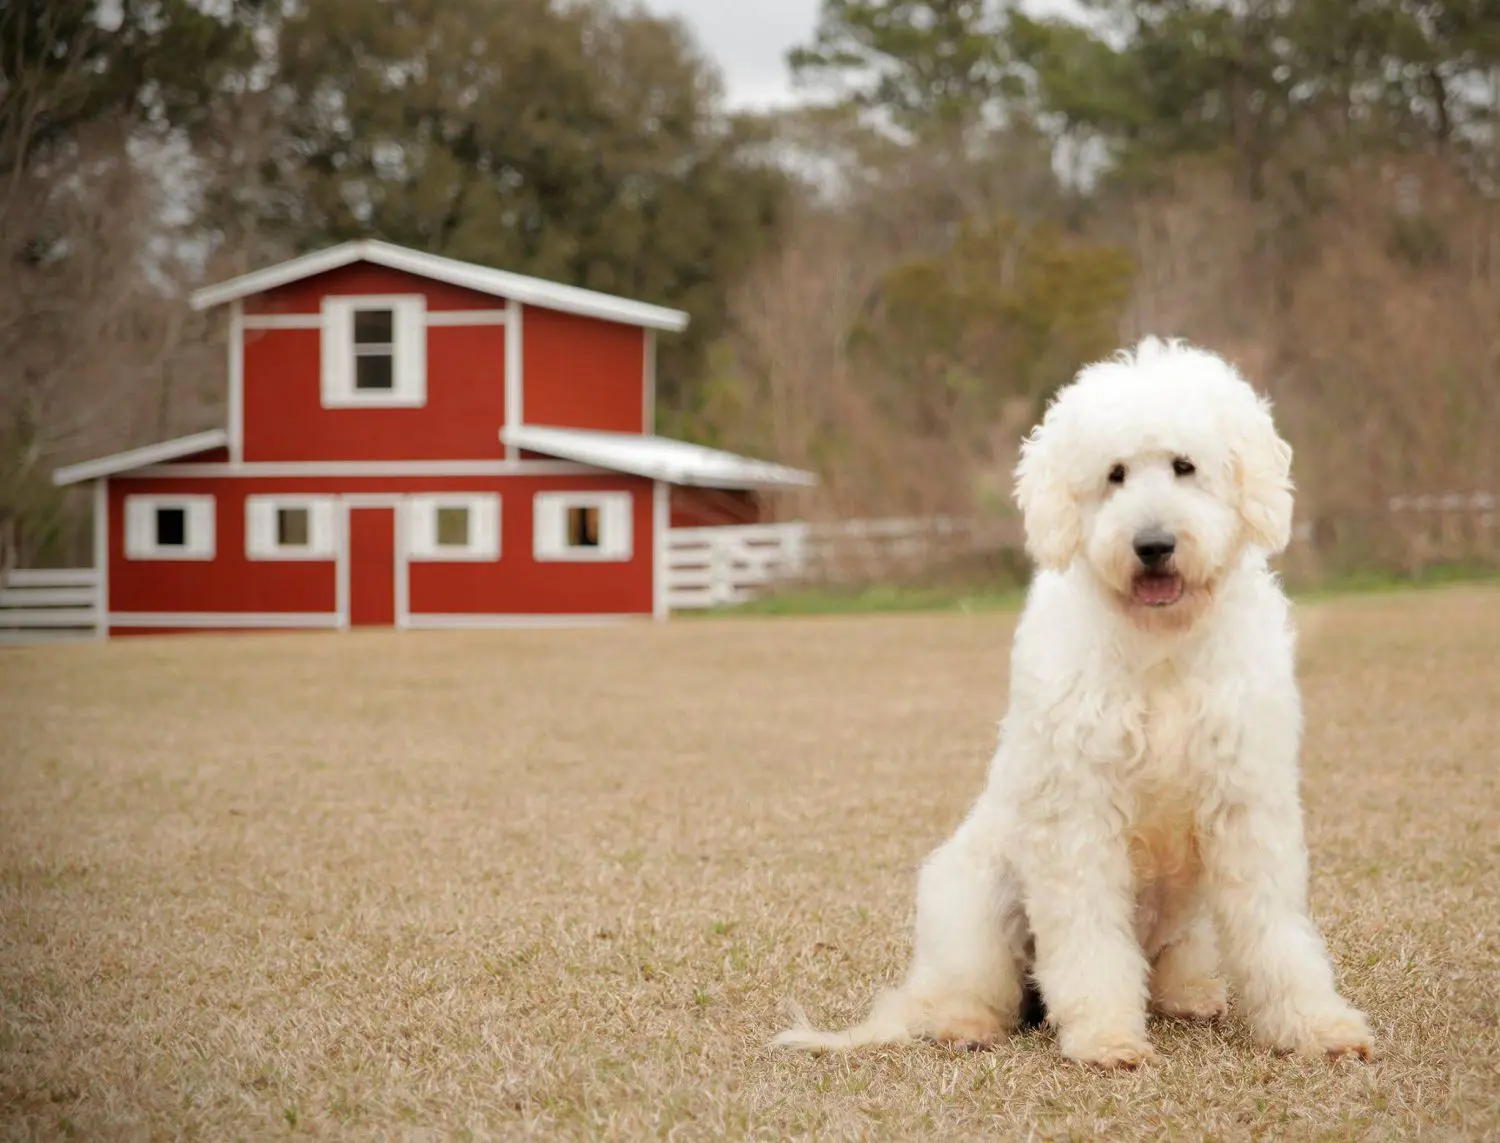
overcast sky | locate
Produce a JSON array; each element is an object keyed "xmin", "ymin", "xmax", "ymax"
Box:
[
  {"xmin": 638, "ymin": 0, "xmax": 1088, "ymax": 111},
  {"xmin": 637, "ymin": 1, "xmax": 818, "ymax": 110}
]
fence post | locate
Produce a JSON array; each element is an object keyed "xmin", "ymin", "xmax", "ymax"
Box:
[
  {"xmin": 0, "ymin": 516, "xmax": 14, "ymax": 586},
  {"xmin": 782, "ymin": 522, "xmax": 808, "ymax": 580},
  {"xmin": 708, "ymin": 530, "xmax": 732, "ymax": 606}
]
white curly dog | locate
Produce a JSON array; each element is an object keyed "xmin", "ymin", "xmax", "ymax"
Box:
[{"xmin": 773, "ymin": 337, "xmax": 1373, "ymax": 1068}]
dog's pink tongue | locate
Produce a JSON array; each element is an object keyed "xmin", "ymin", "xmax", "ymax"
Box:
[{"xmin": 1134, "ymin": 574, "xmax": 1183, "ymax": 606}]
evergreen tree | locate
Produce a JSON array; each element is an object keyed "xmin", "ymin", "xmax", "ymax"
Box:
[{"xmin": 789, "ymin": 0, "xmax": 1020, "ymax": 138}]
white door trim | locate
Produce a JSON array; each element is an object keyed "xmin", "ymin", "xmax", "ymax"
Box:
[
  {"xmin": 93, "ymin": 478, "xmax": 109, "ymax": 639},
  {"xmin": 652, "ymin": 479, "xmax": 669, "ymax": 621}
]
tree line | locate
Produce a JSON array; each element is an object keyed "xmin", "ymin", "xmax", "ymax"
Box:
[{"xmin": 4, "ymin": 0, "xmax": 1498, "ymax": 574}]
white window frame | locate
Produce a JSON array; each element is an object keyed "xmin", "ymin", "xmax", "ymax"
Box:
[
  {"xmin": 124, "ymin": 494, "xmax": 216, "ymax": 561},
  {"xmin": 533, "ymin": 491, "xmax": 633, "ymax": 562},
  {"xmin": 245, "ymin": 495, "xmax": 337, "ymax": 561},
  {"xmin": 406, "ymin": 494, "xmax": 501, "ymax": 561},
  {"xmin": 320, "ymin": 294, "xmax": 427, "ymax": 408}
]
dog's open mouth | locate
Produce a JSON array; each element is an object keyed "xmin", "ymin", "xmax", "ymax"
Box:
[{"xmin": 1131, "ymin": 571, "xmax": 1184, "ymax": 607}]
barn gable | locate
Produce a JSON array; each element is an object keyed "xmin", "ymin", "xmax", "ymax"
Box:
[{"xmin": 187, "ymin": 241, "xmax": 684, "ymax": 463}]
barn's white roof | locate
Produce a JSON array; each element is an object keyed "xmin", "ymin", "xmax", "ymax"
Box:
[
  {"xmin": 52, "ymin": 429, "xmax": 230, "ymax": 487},
  {"xmin": 503, "ymin": 426, "xmax": 818, "ymax": 490},
  {"xmin": 188, "ymin": 240, "xmax": 690, "ymax": 332}
]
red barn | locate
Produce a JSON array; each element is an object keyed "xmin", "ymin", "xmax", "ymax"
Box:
[{"xmin": 52, "ymin": 241, "xmax": 815, "ymax": 636}]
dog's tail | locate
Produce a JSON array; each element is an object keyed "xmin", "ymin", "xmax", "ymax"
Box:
[{"xmin": 769, "ymin": 989, "xmax": 919, "ymax": 1053}]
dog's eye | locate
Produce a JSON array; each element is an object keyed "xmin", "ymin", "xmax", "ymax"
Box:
[
  {"xmin": 1172, "ymin": 457, "xmax": 1196, "ymax": 477},
  {"xmin": 1107, "ymin": 463, "xmax": 1127, "ymax": 485}
]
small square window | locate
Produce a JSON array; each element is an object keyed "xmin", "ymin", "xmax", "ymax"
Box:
[
  {"xmin": 408, "ymin": 495, "xmax": 498, "ymax": 561},
  {"xmin": 567, "ymin": 506, "xmax": 600, "ymax": 548},
  {"xmin": 435, "ymin": 506, "xmax": 470, "ymax": 547},
  {"xmin": 354, "ymin": 309, "xmax": 394, "ymax": 344},
  {"xmin": 276, "ymin": 507, "xmax": 310, "ymax": 547},
  {"xmin": 155, "ymin": 507, "xmax": 187, "ymax": 547},
  {"xmin": 355, "ymin": 353, "xmax": 394, "ymax": 391},
  {"xmin": 246, "ymin": 497, "xmax": 331, "ymax": 560},
  {"xmin": 533, "ymin": 492, "xmax": 629, "ymax": 562},
  {"xmin": 127, "ymin": 495, "xmax": 214, "ymax": 560}
]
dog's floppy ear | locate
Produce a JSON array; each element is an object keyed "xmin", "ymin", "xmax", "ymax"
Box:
[
  {"xmin": 1014, "ymin": 403, "xmax": 1083, "ymax": 572},
  {"xmin": 1230, "ymin": 393, "xmax": 1295, "ymax": 553}
]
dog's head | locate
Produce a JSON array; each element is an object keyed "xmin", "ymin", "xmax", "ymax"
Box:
[{"xmin": 1013, "ymin": 337, "xmax": 1293, "ymax": 629}]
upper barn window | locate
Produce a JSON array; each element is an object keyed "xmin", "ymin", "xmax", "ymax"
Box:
[
  {"xmin": 352, "ymin": 308, "xmax": 396, "ymax": 392},
  {"xmin": 320, "ymin": 295, "xmax": 426, "ymax": 408},
  {"xmin": 124, "ymin": 495, "xmax": 216, "ymax": 560}
]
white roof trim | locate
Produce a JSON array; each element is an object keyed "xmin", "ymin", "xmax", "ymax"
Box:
[
  {"xmin": 53, "ymin": 429, "xmax": 230, "ymax": 487},
  {"xmin": 51, "ymin": 424, "xmax": 818, "ymax": 491},
  {"xmin": 501, "ymin": 425, "xmax": 818, "ymax": 490},
  {"xmin": 189, "ymin": 240, "xmax": 691, "ymax": 332}
]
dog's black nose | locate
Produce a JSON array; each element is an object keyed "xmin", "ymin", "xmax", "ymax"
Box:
[{"xmin": 1133, "ymin": 528, "xmax": 1176, "ymax": 567}]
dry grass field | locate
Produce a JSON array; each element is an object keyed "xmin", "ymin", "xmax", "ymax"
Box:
[{"xmin": 3, "ymin": 587, "xmax": 1499, "ymax": 1141}]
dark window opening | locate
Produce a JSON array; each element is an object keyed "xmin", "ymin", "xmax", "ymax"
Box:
[
  {"xmin": 567, "ymin": 506, "xmax": 600, "ymax": 548},
  {"xmin": 353, "ymin": 307, "xmax": 396, "ymax": 391},
  {"xmin": 155, "ymin": 507, "xmax": 187, "ymax": 547},
  {"xmin": 353, "ymin": 309, "xmax": 394, "ymax": 344},
  {"xmin": 277, "ymin": 507, "xmax": 310, "ymax": 547},
  {"xmin": 435, "ymin": 506, "xmax": 470, "ymax": 547},
  {"xmin": 355, "ymin": 353, "xmax": 394, "ymax": 390}
]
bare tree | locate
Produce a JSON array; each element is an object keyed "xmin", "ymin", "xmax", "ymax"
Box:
[{"xmin": 0, "ymin": 122, "xmax": 224, "ymax": 563}]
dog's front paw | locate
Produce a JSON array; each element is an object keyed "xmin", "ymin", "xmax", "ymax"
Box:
[
  {"xmin": 1059, "ymin": 1028, "xmax": 1157, "ymax": 1070},
  {"xmin": 1264, "ymin": 1003, "xmax": 1374, "ymax": 1061},
  {"xmin": 1152, "ymin": 976, "xmax": 1228, "ymax": 1022}
]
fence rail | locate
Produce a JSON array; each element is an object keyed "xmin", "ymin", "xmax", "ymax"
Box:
[
  {"xmin": 1388, "ymin": 491, "xmax": 1496, "ymax": 513},
  {"xmin": 0, "ymin": 568, "xmax": 99, "ymax": 643}
]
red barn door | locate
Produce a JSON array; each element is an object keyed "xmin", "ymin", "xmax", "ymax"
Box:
[{"xmin": 348, "ymin": 506, "xmax": 397, "ymax": 626}]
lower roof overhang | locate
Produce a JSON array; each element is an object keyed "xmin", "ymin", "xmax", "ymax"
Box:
[
  {"xmin": 52, "ymin": 430, "xmax": 230, "ymax": 487},
  {"xmin": 500, "ymin": 425, "xmax": 818, "ymax": 491}
]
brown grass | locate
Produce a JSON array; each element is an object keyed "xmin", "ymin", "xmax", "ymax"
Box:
[{"xmin": 3, "ymin": 589, "xmax": 1499, "ymax": 1140}]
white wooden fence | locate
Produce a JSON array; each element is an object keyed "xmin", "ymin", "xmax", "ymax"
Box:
[
  {"xmin": 1388, "ymin": 491, "xmax": 1496, "ymax": 514},
  {"xmin": 0, "ymin": 568, "xmax": 100, "ymax": 643},
  {"xmin": 664, "ymin": 517, "xmax": 984, "ymax": 610},
  {"xmin": 1384, "ymin": 490, "xmax": 1498, "ymax": 568},
  {"xmin": 665, "ymin": 523, "xmax": 809, "ymax": 609}
]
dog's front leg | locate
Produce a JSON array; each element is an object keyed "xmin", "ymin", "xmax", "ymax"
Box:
[
  {"xmin": 1200, "ymin": 769, "xmax": 1373, "ymax": 1060},
  {"xmin": 1018, "ymin": 811, "xmax": 1154, "ymax": 1069}
]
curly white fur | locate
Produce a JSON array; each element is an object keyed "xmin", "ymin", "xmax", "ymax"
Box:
[{"xmin": 772, "ymin": 337, "xmax": 1373, "ymax": 1068}]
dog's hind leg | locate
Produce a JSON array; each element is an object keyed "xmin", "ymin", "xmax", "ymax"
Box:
[
  {"xmin": 1019, "ymin": 816, "xmax": 1157, "ymax": 1068},
  {"xmin": 772, "ymin": 814, "xmax": 1029, "ymax": 1053},
  {"xmin": 1149, "ymin": 910, "xmax": 1228, "ymax": 1021},
  {"xmin": 901, "ymin": 825, "xmax": 1031, "ymax": 1048}
]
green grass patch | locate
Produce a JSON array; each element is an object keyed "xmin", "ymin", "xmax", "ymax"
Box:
[
  {"xmin": 688, "ymin": 560, "xmax": 1500, "ymax": 619},
  {"xmin": 1289, "ymin": 560, "xmax": 1500, "ymax": 603},
  {"xmin": 686, "ymin": 582, "xmax": 1026, "ymax": 618}
]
